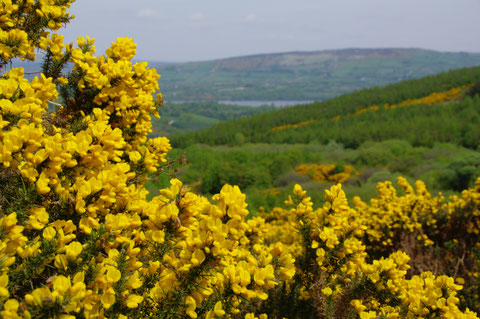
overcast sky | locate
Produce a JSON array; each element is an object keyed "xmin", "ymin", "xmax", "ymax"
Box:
[{"xmin": 59, "ymin": 0, "xmax": 480, "ymax": 62}]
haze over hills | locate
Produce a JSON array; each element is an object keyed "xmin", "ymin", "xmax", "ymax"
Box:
[{"xmin": 151, "ymin": 48, "xmax": 480, "ymax": 102}]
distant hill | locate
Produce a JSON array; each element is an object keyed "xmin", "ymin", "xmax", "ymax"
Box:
[{"xmin": 152, "ymin": 48, "xmax": 480, "ymax": 101}]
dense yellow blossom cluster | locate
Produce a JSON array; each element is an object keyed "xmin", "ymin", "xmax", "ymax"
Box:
[
  {"xmin": 352, "ymin": 177, "xmax": 439, "ymax": 250},
  {"xmin": 296, "ymin": 163, "xmax": 357, "ymax": 183},
  {"xmin": 1, "ymin": 2, "xmax": 480, "ymax": 318},
  {"xmin": 0, "ymin": 0, "xmax": 74, "ymax": 65},
  {"xmin": 261, "ymin": 180, "xmax": 480, "ymax": 317}
]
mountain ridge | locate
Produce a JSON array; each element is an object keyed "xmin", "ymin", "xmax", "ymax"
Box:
[
  {"xmin": 157, "ymin": 47, "xmax": 480, "ymax": 65},
  {"xmin": 151, "ymin": 48, "xmax": 480, "ymax": 101}
]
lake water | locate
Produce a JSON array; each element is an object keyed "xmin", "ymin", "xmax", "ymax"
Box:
[
  {"xmin": 167, "ymin": 100, "xmax": 315, "ymax": 107},
  {"xmin": 218, "ymin": 100, "xmax": 315, "ymax": 107}
]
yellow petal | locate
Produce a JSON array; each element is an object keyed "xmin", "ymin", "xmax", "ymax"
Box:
[
  {"xmin": 106, "ymin": 267, "xmax": 121, "ymax": 283},
  {"xmin": 126, "ymin": 294, "xmax": 143, "ymax": 308}
]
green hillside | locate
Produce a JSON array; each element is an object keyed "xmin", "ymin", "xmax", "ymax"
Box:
[
  {"xmin": 153, "ymin": 48, "xmax": 480, "ymax": 101},
  {"xmin": 171, "ymin": 66, "xmax": 480, "ymax": 149},
  {"xmin": 150, "ymin": 102, "xmax": 275, "ymax": 136}
]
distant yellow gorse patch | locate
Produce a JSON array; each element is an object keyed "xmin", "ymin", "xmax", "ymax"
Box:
[
  {"xmin": 271, "ymin": 85, "xmax": 470, "ymax": 132},
  {"xmin": 296, "ymin": 163, "xmax": 357, "ymax": 183}
]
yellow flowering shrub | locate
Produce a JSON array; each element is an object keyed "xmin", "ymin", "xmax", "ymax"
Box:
[
  {"xmin": 1, "ymin": 2, "xmax": 479, "ymax": 318},
  {"xmin": 296, "ymin": 163, "xmax": 357, "ymax": 183},
  {"xmin": 259, "ymin": 182, "xmax": 480, "ymax": 318},
  {"xmin": 0, "ymin": 3, "xmax": 297, "ymax": 317},
  {"xmin": 271, "ymin": 120, "xmax": 313, "ymax": 132}
]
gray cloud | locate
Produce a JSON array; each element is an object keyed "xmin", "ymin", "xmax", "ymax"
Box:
[{"xmin": 137, "ymin": 8, "xmax": 163, "ymax": 19}]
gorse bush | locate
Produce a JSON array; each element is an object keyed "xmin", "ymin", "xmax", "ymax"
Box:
[
  {"xmin": 0, "ymin": 1, "xmax": 479, "ymax": 318},
  {"xmin": 295, "ymin": 163, "xmax": 357, "ymax": 183},
  {"xmin": 260, "ymin": 179, "xmax": 480, "ymax": 318}
]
